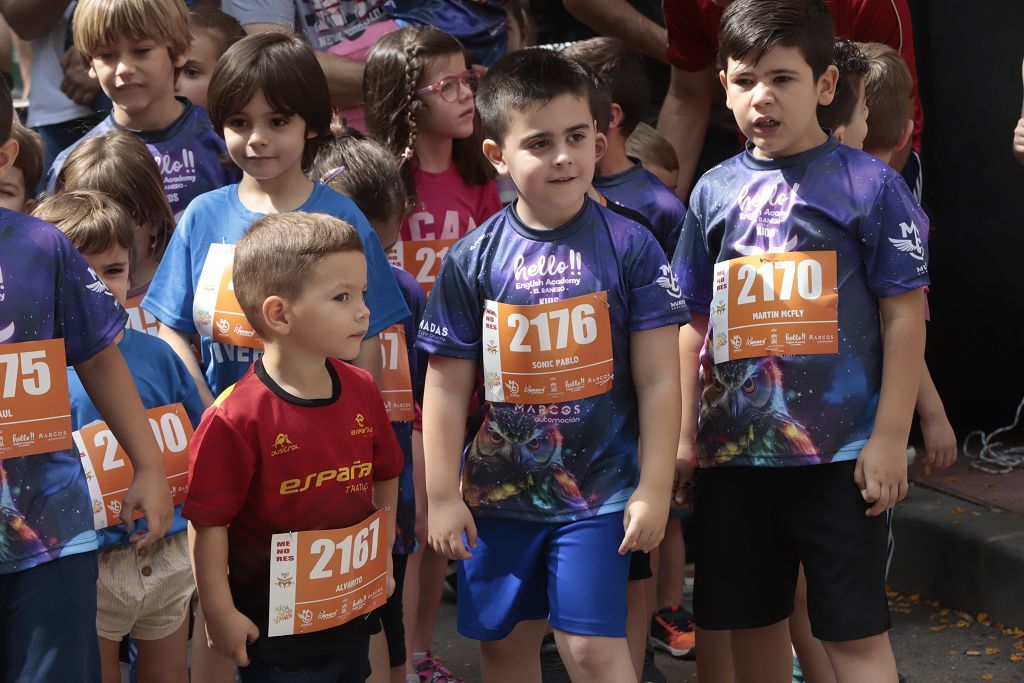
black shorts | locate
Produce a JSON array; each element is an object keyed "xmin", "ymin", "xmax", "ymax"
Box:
[
  {"xmin": 628, "ymin": 550, "xmax": 652, "ymax": 581},
  {"xmin": 378, "ymin": 553, "xmax": 409, "ymax": 668},
  {"xmin": 692, "ymin": 460, "xmax": 891, "ymax": 641}
]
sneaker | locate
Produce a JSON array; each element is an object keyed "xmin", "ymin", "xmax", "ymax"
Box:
[
  {"xmin": 413, "ymin": 651, "xmax": 465, "ymax": 683},
  {"xmin": 649, "ymin": 606, "xmax": 696, "ymax": 659}
]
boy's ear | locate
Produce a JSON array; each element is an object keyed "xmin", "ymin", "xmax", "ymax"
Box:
[
  {"xmin": 0, "ymin": 138, "xmax": 19, "ymax": 175},
  {"xmin": 260, "ymin": 296, "xmax": 290, "ymax": 337},
  {"xmin": 895, "ymin": 118, "xmax": 914, "ymax": 152},
  {"xmin": 719, "ymin": 70, "xmax": 731, "ymax": 109},
  {"xmin": 609, "ymin": 103, "xmax": 625, "ymax": 130},
  {"xmin": 816, "ymin": 64, "xmax": 839, "ymax": 107},
  {"xmin": 481, "ymin": 138, "xmax": 508, "ymax": 176},
  {"xmin": 832, "ymin": 124, "xmax": 847, "ymax": 144},
  {"xmin": 594, "ymin": 130, "xmax": 608, "ymax": 162}
]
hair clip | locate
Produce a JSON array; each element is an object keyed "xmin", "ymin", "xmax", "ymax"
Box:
[
  {"xmin": 319, "ymin": 166, "xmax": 346, "ymax": 184},
  {"xmin": 402, "ymin": 147, "xmax": 415, "ymax": 161}
]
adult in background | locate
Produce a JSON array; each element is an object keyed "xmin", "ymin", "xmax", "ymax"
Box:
[{"xmin": 658, "ymin": 0, "xmax": 923, "ymax": 200}]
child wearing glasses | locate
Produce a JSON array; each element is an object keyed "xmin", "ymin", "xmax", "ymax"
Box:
[{"xmin": 364, "ymin": 26, "xmax": 501, "ymax": 296}]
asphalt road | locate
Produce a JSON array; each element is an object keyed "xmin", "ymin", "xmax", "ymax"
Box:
[{"xmin": 424, "ymin": 586, "xmax": 1024, "ymax": 682}]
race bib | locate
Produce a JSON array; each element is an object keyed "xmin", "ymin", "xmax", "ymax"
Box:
[
  {"xmin": 387, "ymin": 239, "xmax": 453, "ymax": 295},
  {"xmin": 709, "ymin": 251, "xmax": 839, "ymax": 363},
  {"xmin": 193, "ymin": 244, "xmax": 263, "ymax": 349},
  {"xmin": 380, "ymin": 325, "xmax": 414, "ymax": 422},
  {"xmin": 0, "ymin": 339, "xmax": 72, "ymax": 459},
  {"xmin": 482, "ymin": 292, "xmax": 613, "ymax": 404},
  {"xmin": 125, "ymin": 293, "xmax": 161, "ymax": 337},
  {"xmin": 267, "ymin": 509, "xmax": 389, "ymax": 637},
  {"xmin": 73, "ymin": 403, "xmax": 194, "ymax": 529}
]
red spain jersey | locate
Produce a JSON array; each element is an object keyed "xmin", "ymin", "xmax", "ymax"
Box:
[{"xmin": 184, "ymin": 358, "xmax": 402, "ymax": 666}]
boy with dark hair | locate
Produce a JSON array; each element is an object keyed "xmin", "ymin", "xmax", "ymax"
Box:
[
  {"xmin": 672, "ymin": 1, "xmax": 929, "ymax": 681},
  {"xmin": 419, "ymin": 47, "xmax": 689, "ymax": 682},
  {"xmin": 565, "ymin": 37, "xmax": 687, "ymax": 259},
  {"xmin": 0, "ymin": 75, "xmax": 173, "ymax": 682},
  {"xmin": 46, "ymin": 0, "xmax": 238, "ymax": 217},
  {"xmin": 186, "ymin": 211, "xmax": 402, "ymax": 681},
  {"xmin": 817, "ymin": 40, "xmax": 870, "ymax": 149}
]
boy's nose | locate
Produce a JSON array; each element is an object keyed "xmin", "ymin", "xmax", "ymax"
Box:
[
  {"xmin": 751, "ymin": 82, "xmax": 774, "ymax": 106},
  {"xmin": 553, "ymin": 145, "xmax": 573, "ymax": 166},
  {"xmin": 115, "ymin": 58, "xmax": 135, "ymax": 77}
]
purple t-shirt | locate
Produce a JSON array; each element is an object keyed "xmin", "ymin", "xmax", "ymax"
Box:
[
  {"xmin": 594, "ymin": 161, "xmax": 688, "ymax": 259},
  {"xmin": 0, "ymin": 211, "xmax": 126, "ymax": 573},
  {"xmin": 47, "ymin": 99, "xmax": 239, "ymax": 219},
  {"xmin": 672, "ymin": 136, "xmax": 929, "ymax": 469},
  {"xmin": 417, "ymin": 198, "xmax": 690, "ymax": 523}
]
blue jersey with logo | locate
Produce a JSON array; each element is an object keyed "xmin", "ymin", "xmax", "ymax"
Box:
[
  {"xmin": 47, "ymin": 98, "xmax": 239, "ymax": 219},
  {"xmin": 417, "ymin": 198, "xmax": 690, "ymax": 523},
  {"xmin": 0, "ymin": 211, "xmax": 127, "ymax": 573},
  {"xmin": 594, "ymin": 161, "xmax": 688, "ymax": 259},
  {"xmin": 672, "ymin": 137, "xmax": 930, "ymax": 469},
  {"xmin": 142, "ymin": 183, "xmax": 411, "ymax": 397},
  {"xmin": 68, "ymin": 329, "xmax": 206, "ymax": 549}
]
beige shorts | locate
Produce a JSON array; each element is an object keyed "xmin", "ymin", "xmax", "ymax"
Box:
[{"xmin": 96, "ymin": 533, "xmax": 195, "ymax": 641}]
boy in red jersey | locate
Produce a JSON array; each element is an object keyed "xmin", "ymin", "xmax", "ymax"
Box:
[{"xmin": 185, "ymin": 212, "xmax": 402, "ymax": 682}]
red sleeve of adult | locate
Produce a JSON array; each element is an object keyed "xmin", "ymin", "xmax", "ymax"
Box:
[{"xmin": 664, "ymin": 0, "xmax": 722, "ymax": 72}]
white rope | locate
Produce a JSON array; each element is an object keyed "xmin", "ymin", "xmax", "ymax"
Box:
[{"xmin": 961, "ymin": 393, "xmax": 1024, "ymax": 475}]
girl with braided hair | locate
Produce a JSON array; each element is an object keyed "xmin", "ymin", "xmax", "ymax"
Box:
[{"xmin": 364, "ymin": 26, "xmax": 500, "ymax": 297}]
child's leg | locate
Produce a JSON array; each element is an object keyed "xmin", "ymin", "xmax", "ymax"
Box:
[
  {"xmin": 656, "ymin": 516, "xmax": 685, "ymax": 609},
  {"xmin": 408, "ymin": 429, "xmax": 448, "ymax": 660},
  {"xmin": 192, "ymin": 604, "xmax": 241, "ymax": 682},
  {"xmin": 1, "ymin": 552, "xmax": 101, "ymax": 682},
  {"xmin": 820, "ymin": 633, "xmax": 897, "ymax": 681},
  {"xmin": 97, "ymin": 637, "xmax": 122, "ymax": 683},
  {"xmin": 553, "ymin": 631, "xmax": 636, "ymax": 683},
  {"xmin": 790, "ymin": 566, "xmax": 836, "ymax": 683},
  {"xmin": 368, "ymin": 632, "xmax": 391, "ymax": 683},
  {"xmin": 730, "ymin": 621, "xmax": 793, "ymax": 683},
  {"xmin": 479, "ymin": 619, "xmax": 548, "ymax": 683},
  {"xmin": 403, "ymin": 430, "xmax": 427, "ymax": 676},
  {"xmin": 134, "ymin": 617, "xmax": 190, "ymax": 683},
  {"xmin": 694, "ymin": 627, "xmax": 735, "ymax": 683},
  {"xmin": 625, "ymin": 575, "xmax": 650, "ymax": 679}
]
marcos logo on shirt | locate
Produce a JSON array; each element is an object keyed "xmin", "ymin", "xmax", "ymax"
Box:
[{"xmin": 279, "ymin": 461, "xmax": 374, "ymax": 495}]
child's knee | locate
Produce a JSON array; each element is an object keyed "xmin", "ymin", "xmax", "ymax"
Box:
[{"xmin": 556, "ymin": 633, "xmax": 626, "ymax": 673}]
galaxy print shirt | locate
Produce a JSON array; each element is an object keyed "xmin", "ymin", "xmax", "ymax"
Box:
[
  {"xmin": 672, "ymin": 136, "xmax": 930, "ymax": 469},
  {"xmin": 594, "ymin": 160, "xmax": 688, "ymax": 259},
  {"xmin": 47, "ymin": 98, "xmax": 238, "ymax": 219},
  {"xmin": 0, "ymin": 212, "xmax": 126, "ymax": 573},
  {"xmin": 417, "ymin": 198, "xmax": 690, "ymax": 523}
]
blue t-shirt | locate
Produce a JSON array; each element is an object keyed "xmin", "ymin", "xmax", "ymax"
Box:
[
  {"xmin": 47, "ymin": 98, "xmax": 239, "ymax": 219},
  {"xmin": 0, "ymin": 211, "xmax": 126, "ymax": 573},
  {"xmin": 142, "ymin": 182, "xmax": 410, "ymax": 396},
  {"xmin": 67, "ymin": 329, "xmax": 206, "ymax": 550},
  {"xmin": 672, "ymin": 136, "xmax": 930, "ymax": 469},
  {"xmin": 417, "ymin": 198, "xmax": 690, "ymax": 523},
  {"xmin": 594, "ymin": 160, "xmax": 688, "ymax": 259},
  {"xmin": 390, "ymin": 266, "xmax": 426, "ymax": 555}
]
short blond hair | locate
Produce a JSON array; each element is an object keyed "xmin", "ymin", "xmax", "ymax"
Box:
[
  {"xmin": 626, "ymin": 123, "xmax": 679, "ymax": 174},
  {"xmin": 233, "ymin": 213, "xmax": 364, "ymax": 337},
  {"xmin": 74, "ymin": 0, "xmax": 191, "ymax": 61},
  {"xmin": 33, "ymin": 190, "xmax": 136, "ymax": 257},
  {"xmin": 857, "ymin": 42, "xmax": 913, "ymax": 152}
]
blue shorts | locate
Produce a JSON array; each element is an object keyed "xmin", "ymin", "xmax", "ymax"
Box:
[
  {"xmin": 0, "ymin": 551, "xmax": 101, "ymax": 682},
  {"xmin": 456, "ymin": 513, "xmax": 631, "ymax": 641}
]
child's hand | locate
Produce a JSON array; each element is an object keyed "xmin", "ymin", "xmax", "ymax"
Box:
[
  {"xmin": 1014, "ymin": 118, "xmax": 1024, "ymax": 163},
  {"xmin": 122, "ymin": 466, "xmax": 173, "ymax": 547},
  {"xmin": 620, "ymin": 485, "xmax": 670, "ymax": 554},
  {"xmin": 920, "ymin": 411, "xmax": 957, "ymax": 469},
  {"xmin": 673, "ymin": 444, "xmax": 697, "ymax": 508},
  {"xmin": 205, "ymin": 606, "xmax": 260, "ymax": 667},
  {"xmin": 427, "ymin": 498, "xmax": 477, "ymax": 560},
  {"xmin": 854, "ymin": 436, "xmax": 909, "ymax": 516}
]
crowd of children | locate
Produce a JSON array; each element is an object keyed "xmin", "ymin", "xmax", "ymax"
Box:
[{"xmin": 0, "ymin": 0, "xmax": 956, "ymax": 682}]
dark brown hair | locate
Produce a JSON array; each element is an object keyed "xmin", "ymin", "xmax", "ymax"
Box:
[
  {"xmin": 188, "ymin": 4, "xmax": 245, "ymax": 57},
  {"xmin": 233, "ymin": 212, "xmax": 364, "ymax": 337},
  {"xmin": 817, "ymin": 40, "xmax": 869, "ymax": 131},
  {"xmin": 207, "ymin": 32, "xmax": 332, "ymax": 172},
  {"xmin": 10, "ymin": 123, "xmax": 44, "ymax": 200},
  {"xmin": 718, "ymin": 0, "xmax": 835, "ymax": 80},
  {"xmin": 33, "ymin": 190, "xmax": 136, "ymax": 256},
  {"xmin": 563, "ymin": 38, "xmax": 650, "ymax": 136},
  {"xmin": 55, "ymin": 132, "xmax": 176, "ymax": 261},
  {"xmin": 363, "ymin": 26, "xmax": 492, "ymax": 206},
  {"xmin": 857, "ymin": 42, "xmax": 913, "ymax": 151}
]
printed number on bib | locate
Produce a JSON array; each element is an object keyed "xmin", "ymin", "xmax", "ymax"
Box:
[
  {"xmin": 709, "ymin": 251, "xmax": 838, "ymax": 363},
  {"xmin": 193, "ymin": 243, "xmax": 264, "ymax": 349},
  {"xmin": 73, "ymin": 404, "xmax": 194, "ymax": 529},
  {"xmin": 125, "ymin": 293, "xmax": 160, "ymax": 337},
  {"xmin": 0, "ymin": 339, "xmax": 72, "ymax": 459},
  {"xmin": 482, "ymin": 292, "xmax": 613, "ymax": 404},
  {"xmin": 267, "ymin": 509, "xmax": 388, "ymax": 637},
  {"xmin": 387, "ymin": 239, "xmax": 453, "ymax": 295},
  {"xmin": 380, "ymin": 325, "xmax": 414, "ymax": 422}
]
